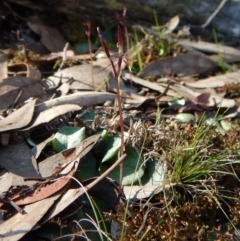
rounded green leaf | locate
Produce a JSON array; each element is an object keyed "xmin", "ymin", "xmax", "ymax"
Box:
[
  {"xmin": 100, "ymin": 146, "xmax": 145, "ymax": 186},
  {"xmin": 94, "ymin": 133, "xmax": 121, "ymax": 163},
  {"xmin": 75, "ymin": 152, "xmax": 99, "ymax": 181},
  {"xmin": 175, "ymin": 113, "xmax": 196, "ymax": 123},
  {"xmin": 220, "ymin": 119, "xmax": 232, "ymax": 131},
  {"xmin": 141, "ymin": 159, "xmax": 166, "ymax": 186},
  {"xmin": 52, "ymin": 126, "xmax": 86, "ymax": 152}
]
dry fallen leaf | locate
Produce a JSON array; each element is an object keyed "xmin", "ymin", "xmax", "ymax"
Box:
[
  {"xmin": 38, "ymin": 134, "xmax": 100, "ymax": 177},
  {"xmin": 31, "ymin": 134, "xmax": 54, "ymax": 159},
  {"xmin": 46, "ymin": 64, "xmax": 112, "ymax": 91},
  {"xmin": 0, "ymin": 76, "xmax": 44, "ymax": 113},
  {"xmin": 0, "ymin": 193, "xmax": 61, "ymax": 241},
  {"xmin": 138, "ymin": 52, "xmax": 217, "ymax": 77},
  {"xmin": 122, "ymin": 72, "xmax": 178, "ymax": 96},
  {"xmin": 179, "ymin": 39, "xmax": 240, "ymax": 63},
  {"xmin": 8, "ymin": 63, "xmax": 42, "ymax": 81},
  {"xmin": 34, "ymin": 92, "xmax": 116, "ymax": 113},
  {"xmin": 0, "ymin": 99, "xmax": 37, "ymax": 132},
  {"xmin": 1, "ymin": 134, "xmax": 99, "ymax": 216},
  {"xmin": 183, "ymin": 71, "xmax": 240, "ymax": 88},
  {"xmin": 169, "ymin": 83, "xmax": 236, "ymax": 108},
  {"xmin": 179, "ymin": 92, "xmax": 211, "ymax": 112},
  {"xmin": 13, "ymin": 168, "xmax": 75, "ymax": 206},
  {"xmin": 25, "ymin": 104, "xmax": 81, "ymax": 130},
  {"xmin": 27, "ymin": 15, "xmax": 69, "ymax": 52}
]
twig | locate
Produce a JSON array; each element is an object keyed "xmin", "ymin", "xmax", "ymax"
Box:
[
  {"xmin": 85, "ymin": 154, "xmax": 127, "ymax": 191},
  {"xmin": 135, "ymin": 208, "xmax": 152, "ymax": 238},
  {"xmin": 201, "ymin": 0, "xmax": 228, "ymax": 29},
  {"xmin": 58, "ymin": 42, "xmax": 69, "ymax": 71}
]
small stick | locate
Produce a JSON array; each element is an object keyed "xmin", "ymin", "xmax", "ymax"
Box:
[
  {"xmin": 58, "ymin": 42, "xmax": 69, "ymax": 71},
  {"xmin": 85, "ymin": 154, "xmax": 126, "ymax": 191},
  {"xmin": 201, "ymin": 0, "xmax": 228, "ymax": 29}
]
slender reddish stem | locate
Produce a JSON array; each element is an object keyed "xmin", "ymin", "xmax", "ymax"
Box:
[{"xmin": 97, "ymin": 26, "xmax": 125, "ymax": 188}]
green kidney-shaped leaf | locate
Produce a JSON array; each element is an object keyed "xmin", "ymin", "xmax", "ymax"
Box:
[
  {"xmin": 52, "ymin": 126, "xmax": 86, "ymax": 152},
  {"xmin": 100, "ymin": 146, "xmax": 145, "ymax": 186},
  {"xmin": 75, "ymin": 152, "xmax": 99, "ymax": 181},
  {"xmin": 175, "ymin": 113, "xmax": 196, "ymax": 123},
  {"xmin": 141, "ymin": 159, "xmax": 166, "ymax": 186},
  {"xmin": 94, "ymin": 133, "xmax": 121, "ymax": 163}
]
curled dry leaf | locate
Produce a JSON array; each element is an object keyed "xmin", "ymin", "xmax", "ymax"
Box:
[
  {"xmin": 138, "ymin": 52, "xmax": 217, "ymax": 77},
  {"xmin": 169, "ymin": 83, "xmax": 236, "ymax": 108},
  {"xmin": 122, "ymin": 72, "xmax": 178, "ymax": 96},
  {"xmin": 0, "ymin": 54, "xmax": 9, "ymax": 83},
  {"xmin": 0, "ymin": 194, "xmax": 61, "ymax": 241},
  {"xmin": 183, "ymin": 72, "xmax": 240, "ymax": 88},
  {"xmin": 162, "ymin": 15, "xmax": 180, "ymax": 34},
  {"xmin": 13, "ymin": 168, "xmax": 75, "ymax": 206},
  {"xmin": 25, "ymin": 104, "xmax": 81, "ymax": 130},
  {"xmin": 0, "ymin": 76, "xmax": 44, "ymax": 113},
  {"xmin": 178, "ymin": 39, "xmax": 240, "ymax": 63},
  {"xmin": 8, "ymin": 63, "xmax": 42, "ymax": 81},
  {"xmin": 1, "ymin": 134, "xmax": 99, "ymax": 219},
  {"xmin": 0, "ymin": 99, "xmax": 37, "ymax": 132},
  {"xmin": 31, "ymin": 134, "xmax": 54, "ymax": 159},
  {"xmin": 124, "ymin": 183, "xmax": 175, "ymax": 200},
  {"xmin": 27, "ymin": 15, "xmax": 70, "ymax": 52},
  {"xmin": 178, "ymin": 93, "xmax": 210, "ymax": 112},
  {"xmin": 38, "ymin": 134, "xmax": 100, "ymax": 177},
  {"xmin": 34, "ymin": 92, "xmax": 116, "ymax": 113},
  {"xmin": 56, "ymin": 82, "xmax": 70, "ymax": 96},
  {"xmin": 46, "ymin": 64, "xmax": 113, "ymax": 90}
]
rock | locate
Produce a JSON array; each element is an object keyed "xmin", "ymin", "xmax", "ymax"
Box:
[{"xmin": 5, "ymin": 0, "xmax": 240, "ymax": 40}]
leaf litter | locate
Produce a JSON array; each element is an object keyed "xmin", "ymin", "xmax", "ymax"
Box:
[{"xmin": 1, "ymin": 6, "xmax": 240, "ymax": 241}]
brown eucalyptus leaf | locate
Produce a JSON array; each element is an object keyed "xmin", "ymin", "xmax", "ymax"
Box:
[
  {"xmin": 46, "ymin": 64, "xmax": 113, "ymax": 90},
  {"xmin": 138, "ymin": 53, "xmax": 217, "ymax": 77},
  {"xmin": 38, "ymin": 134, "xmax": 100, "ymax": 177},
  {"xmin": 14, "ymin": 168, "xmax": 75, "ymax": 206},
  {"xmin": 24, "ymin": 104, "xmax": 81, "ymax": 130},
  {"xmin": 8, "ymin": 63, "xmax": 41, "ymax": 81},
  {"xmin": 12, "ymin": 134, "xmax": 99, "ymax": 206},
  {"xmin": 124, "ymin": 183, "xmax": 174, "ymax": 200},
  {"xmin": 179, "ymin": 39, "xmax": 240, "ymax": 63},
  {"xmin": 184, "ymin": 72, "xmax": 240, "ymax": 88},
  {"xmin": 122, "ymin": 72, "xmax": 178, "ymax": 96},
  {"xmin": 27, "ymin": 15, "xmax": 69, "ymax": 52},
  {"xmin": 31, "ymin": 134, "xmax": 54, "ymax": 159},
  {"xmin": 0, "ymin": 99, "xmax": 37, "ymax": 132},
  {"xmin": 179, "ymin": 93, "xmax": 211, "ymax": 112},
  {"xmin": 0, "ymin": 76, "xmax": 43, "ymax": 112},
  {"xmin": 170, "ymin": 83, "xmax": 236, "ymax": 108},
  {"xmin": 0, "ymin": 172, "xmax": 29, "ymax": 194},
  {"xmin": 0, "ymin": 193, "xmax": 61, "ymax": 241},
  {"xmin": 34, "ymin": 92, "xmax": 116, "ymax": 113},
  {"xmin": 40, "ymin": 154, "xmax": 126, "ymax": 224},
  {"xmin": 56, "ymin": 82, "xmax": 70, "ymax": 96}
]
